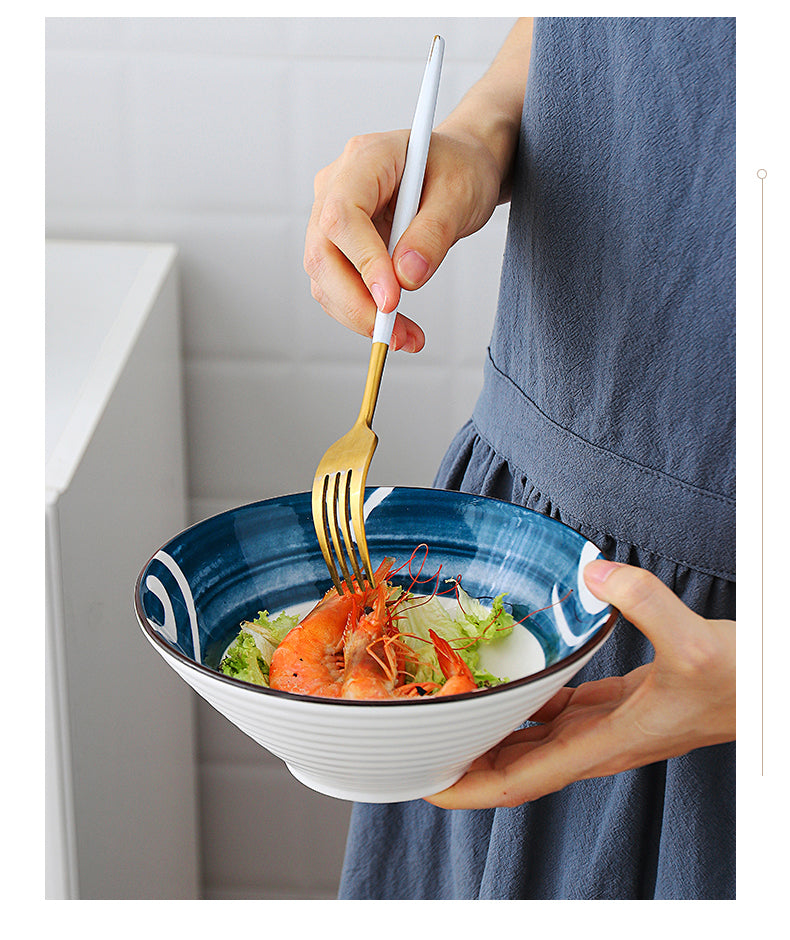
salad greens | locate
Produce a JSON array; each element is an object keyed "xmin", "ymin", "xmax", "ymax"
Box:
[
  {"xmin": 394, "ymin": 585, "xmax": 514, "ymax": 688},
  {"xmin": 220, "ymin": 609, "xmax": 298, "ymax": 686},
  {"xmin": 219, "ymin": 583, "xmax": 515, "ymax": 690}
]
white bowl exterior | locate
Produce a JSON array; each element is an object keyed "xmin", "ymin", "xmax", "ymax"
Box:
[{"xmin": 145, "ymin": 631, "xmax": 605, "ymax": 803}]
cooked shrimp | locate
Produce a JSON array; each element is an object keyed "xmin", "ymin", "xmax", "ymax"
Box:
[
  {"xmin": 268, "ymin": 559, "xmax": 394, "ymax": 698},
  {"xmin": 429, "ymin": 629, "xmax": 478, "ymax": 696},
  {"xmin": 269, "ymin": 558, "xmax": 482, "ymax": 700},
  {"xmin": 340, "ymin": 586, "xmax": 402, "ymax": 699},
  {"xmin": 395, "ymin": 628, "xmax": 478, "ymax": 698}
]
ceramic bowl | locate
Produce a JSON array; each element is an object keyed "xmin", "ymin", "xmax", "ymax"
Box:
[{"xmin": 134, "ymin": 487, "xmax": 616, "ymax": 803}]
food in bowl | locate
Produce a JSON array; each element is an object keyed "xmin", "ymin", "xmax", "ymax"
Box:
[{"xmin": 219, "ymin": 551, "xmax": 533, "ymax": 699}]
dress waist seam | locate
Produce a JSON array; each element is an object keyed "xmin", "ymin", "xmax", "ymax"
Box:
[{"xmin": 472, "ymin": 352, "xmax": 735, "ymax": 581}]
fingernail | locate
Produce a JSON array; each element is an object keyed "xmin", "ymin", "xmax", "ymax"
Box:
[
  {"xmin": 397, "ymin": 250, "xmax": 429, "ymax": 287},
  {"xmin": 370, "ymin": 283, "xmax": 387, "ymax": 311},
  {"xmin": 584, "ymin": 559, "xmax": 624, "ymax": 585}
]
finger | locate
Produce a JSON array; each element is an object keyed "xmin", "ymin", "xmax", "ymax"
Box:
[
  {"xmin": 392, "ymin": 150, "xmax": 498, "ymax": 290},
  {"xmin": 390, "ymin": 314, "xmax": 426, "ymax": 353},
  {"xmin": 426, "ymin": 733, "xmax": 588, "ymax": 810},
  {"xmin": 317, "ymin": 195, "xmax": 402, "ymax": 313},
  {"xmin": 527, "ymin": 673, "xmax": 637, "ymax": 725},
  {"xmin": 487, "ymin": 724, "xmax": 553, "ymax": 748},
  {"xmin": 424, "ymin": 737, "xmax": 543, "ymax": 809},
  {"xmin": 427, "ymin": 708, "xmax": 640, "ymax": 810},
  {"xmin": 305, "ymin": 231, "xmax": 425, "ymax": 351},
  {"xmin": 312, "ymin": 133, "xmax": 407, "ymax": 312},
  {"xmin": 528, "ymin": 686, "xmax": 574, "ymax": 723},
  {"xmin": 427, "ymin": 672, "xmax": 654, "ymax": 809},
  {"xmin": 391, "ymin": 175, "xmax": 484, "ymax": 291},
  {"xmin": 583, "ymin": 560, "xmax": 705, "ymax": 659}
]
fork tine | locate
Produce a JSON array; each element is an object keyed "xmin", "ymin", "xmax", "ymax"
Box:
[
  {"xmin": 325, "ymin": 472, "xmax": 356, "ymax": 589},
  {"xmin": 338, "ymin": 471, "xmax": 367, "ymax": 590},
  {"xmin": 348, "ymin": 469, "xmax": 375, "ymax": 586},
  {"xmin": 312, "ymin": 474, "xmax": 344, "ymax": 594}
]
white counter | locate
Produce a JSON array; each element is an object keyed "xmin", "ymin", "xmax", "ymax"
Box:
[{"xmin": 45, "ymin": 240, "xmax": 200, "ymax": 898}]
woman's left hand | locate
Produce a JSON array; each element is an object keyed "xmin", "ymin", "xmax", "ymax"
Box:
[{"xmin": 425, "ymin": 559, "xmax": 735, "ymax": 809}]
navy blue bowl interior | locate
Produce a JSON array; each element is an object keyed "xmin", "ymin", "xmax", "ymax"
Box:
[{"xmin": 136, "ymin": 487, "xmax": 612, "ymax": 683}]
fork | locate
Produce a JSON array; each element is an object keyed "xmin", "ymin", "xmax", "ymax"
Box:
[{"xmin": 312, "ymin": 35, "xmax": 445, "ymax": 594}]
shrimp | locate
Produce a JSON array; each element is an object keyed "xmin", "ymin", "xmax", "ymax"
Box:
[
  {"xmin": 429, "ymin": 629, "xmax": 478, "ymax": 696},
  {"xmin": 269, "ymin": 558, "xmax": 481, "ymax": 700},
  {"xmin": 339, "ymin": 585, "xmax": 403, "ymax": 699},
  {"xmin": 268, "ymin": 559, "xmax": 396, "ymax": 698},
  {"xmin": 395, "ymin": 628, "xmax": 478, "ymax": 698}
]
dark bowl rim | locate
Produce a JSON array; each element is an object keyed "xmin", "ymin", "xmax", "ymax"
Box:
[{"xmin": 134, "ymin": 487, "xmax": 618, "ymax": 707}]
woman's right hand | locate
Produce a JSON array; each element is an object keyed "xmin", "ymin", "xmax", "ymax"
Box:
[
  {"xmin": 304, "ymin": 18, "xmax": 533, "ymax": 351},
  {"xmin": 303, "ymin": 125, "xmax": 505, "ymax": 353}
]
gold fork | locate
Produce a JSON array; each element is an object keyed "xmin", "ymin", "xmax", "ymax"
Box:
[{"xmin": 312, "ymin": 35, "xmax": 445, "ymax": 593}]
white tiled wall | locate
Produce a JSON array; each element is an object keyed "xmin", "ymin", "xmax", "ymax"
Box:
[{"xmin": 46, "ymin": 16, "xmax": 515, "ymax": 899}]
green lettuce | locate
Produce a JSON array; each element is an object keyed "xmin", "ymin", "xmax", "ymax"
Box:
[
  {"xmin": 219, "ymin": 609, "xmax": 298, "ymax": 687},
  {"xmin": 395, "ymin": 584, "xmax": 515, "ymax": 687}
]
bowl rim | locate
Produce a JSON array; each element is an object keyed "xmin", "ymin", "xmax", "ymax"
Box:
[{"xmin": 134, "ymin": 487, "xmax": 618, "ymax": 707}]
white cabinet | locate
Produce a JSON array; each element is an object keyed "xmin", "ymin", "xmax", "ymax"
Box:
[{"xmin": 46, "ymin": 240, "xmax": 200, "ymax": 898}]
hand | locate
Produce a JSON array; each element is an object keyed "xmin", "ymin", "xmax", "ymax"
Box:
[
  {"xmin": 425, "ymin": 559, "xmax": 736, "ymax": 809},
  {"xmin": 304, "ymin": 127, "xmax": 504, "ymax": 352},
  {"xmin": 303, "ymin": 18, "xmax": 533, "ymax": 353}
]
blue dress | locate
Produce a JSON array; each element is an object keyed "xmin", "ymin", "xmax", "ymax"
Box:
[{"xmin": 339, "ymin": 17, "xmax": 735, "ymax": 900}]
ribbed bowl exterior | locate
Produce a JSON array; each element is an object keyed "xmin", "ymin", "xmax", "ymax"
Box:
[{"xmin": 150, "ymin": 635, "xmax": 603, "ymax": 802}]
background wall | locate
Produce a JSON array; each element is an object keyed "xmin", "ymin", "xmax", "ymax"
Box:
[{"xmin": 46, "ymin": 15, "xmax": 515, "ymax": 899}]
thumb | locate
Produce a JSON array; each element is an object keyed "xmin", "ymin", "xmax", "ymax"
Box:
[
  {"xmin": 391, "ymin": 164, "xmax": 494, "ymax": 290},
  {"xmin": 391, "ymin": 211, "xmax": 456, "ymax": 291},
  {"xmin": 583, "ymin": 560, "xmax": 705, "ymax": 660}
]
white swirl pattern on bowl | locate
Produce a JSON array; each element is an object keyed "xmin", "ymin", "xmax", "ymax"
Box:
[{"xmin": 148, "ymin": 550, "xmax": 201, "ymax": 661}]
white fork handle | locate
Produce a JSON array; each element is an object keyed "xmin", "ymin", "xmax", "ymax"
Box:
[{"xmin": 371, "ymin": 35, "xmax": 445, "ymax": 346}]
